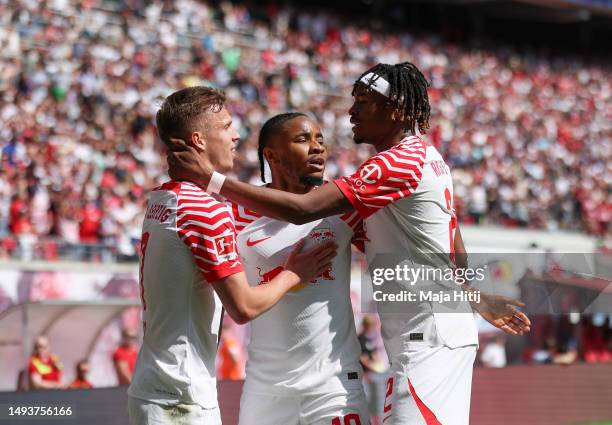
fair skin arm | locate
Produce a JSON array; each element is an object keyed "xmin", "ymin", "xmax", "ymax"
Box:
[
  {"xmin": 29, "ymin": 372, "xmax": 60, "ymax": 389},
  {"xmin": 211, "ymin": 240, "xmax": 337, "ymax": 324},
  {"xmin": 114, "ymin": 360, "xmax": 132, "ymax": 385}
]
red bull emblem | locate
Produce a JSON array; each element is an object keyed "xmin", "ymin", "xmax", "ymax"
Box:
[
  {"xmin": 309, "ymin": 227, "xmax": 335, "ymax": 243},
  {"xmin": 257, "ymin": 266, "xmax": 284, "ymax": 285},
  {"xmin": 315, "ymin": 266, "xmax": 335, "ymax": 282}
]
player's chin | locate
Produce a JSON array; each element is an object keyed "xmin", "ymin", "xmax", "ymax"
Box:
[
  {"xmin": 300, "ymin": 173, "xmax": 324, "ymax": 187},
  {"xmin": 218, "ymin": 157, "xmax": 234, "ymax": 173}
]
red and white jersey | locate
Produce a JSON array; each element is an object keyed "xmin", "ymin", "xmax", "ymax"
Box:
[
  {"xmin": 129, "ymin": 180, "xmax": 243, "ymax": 409},
  {"xmin": 229, "ymin": 198, "xmax": 366, "ymax": 395},
  {"xmin": 335, "ymin": 136, "xmax": 478, "ymax": 358}
]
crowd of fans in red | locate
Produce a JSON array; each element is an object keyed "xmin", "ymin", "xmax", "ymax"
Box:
[{"xmin": 1, "ymin": 0, "xmax": 610, "ymax": 262}]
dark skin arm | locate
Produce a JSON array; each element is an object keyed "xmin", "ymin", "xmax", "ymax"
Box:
[
  {"xmin": 167, "ymin": 142, "xmax": 352, "ymax": 224},
  {"xmin": 454, "ymin": 225, "xmax": 468, "ymax": 270},
  {"xmin": 454, "ymin": 225, "xmax": 531, "ymax": 335}
]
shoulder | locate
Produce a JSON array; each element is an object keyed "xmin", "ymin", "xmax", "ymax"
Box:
[{"xmin": 376, "ymin": 136, "xmax": 427, "ymax": 164}]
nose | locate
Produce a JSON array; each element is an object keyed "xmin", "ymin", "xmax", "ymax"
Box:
[
  {"xmin": 348, "ymin": 101, "xmax": 356, "ymax": 116},
  {"xmin": 232, "ymin": 128, "xmax": 240, "ymax": 142},
  {"xmin": 309, "ymin": 138, "xmax": 324, "ymax": 154}
]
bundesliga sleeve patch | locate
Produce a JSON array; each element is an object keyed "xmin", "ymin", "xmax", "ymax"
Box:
[{"xmin": 213, "ymin": 233, "xmax": 238, "ymax": 263}]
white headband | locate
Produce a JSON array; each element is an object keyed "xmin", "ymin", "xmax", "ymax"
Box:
[{"xmin": 359, "ymin": 72, "xmax": 390, "ymax": 97}]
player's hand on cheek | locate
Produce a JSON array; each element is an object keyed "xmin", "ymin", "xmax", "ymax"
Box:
[
  {"xmin": 283, "ymin": 239, "xmax": 338, "ymax": 285},
  {"xmin": 167, "ymin": 138, "xmax": 213, "ymax": 184}
]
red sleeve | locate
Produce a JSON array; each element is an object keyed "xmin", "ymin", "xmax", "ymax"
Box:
[
  {"xmin": 339, "ymin": 210, "xmax": 368, "ymax": 253},
  {"xmin": 334, "ymin": 140, "xmax": 426, "ymax": 219},
  {"xmin": 176, "ymin": 186, "xmax": 243, "ymax": 282}
]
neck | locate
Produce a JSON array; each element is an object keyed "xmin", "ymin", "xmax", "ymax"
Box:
[
  {"xmin": 374, "ymin": 127, "xmax": 411, "ymax": 153},
  {"xmin": 269, "ymin": 173, "xmax": 315, "ymax": 195}
]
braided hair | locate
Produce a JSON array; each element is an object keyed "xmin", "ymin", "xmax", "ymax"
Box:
[
  {"xmin": 257, "ymin": 112, "xmax": 308, "ymax": 183},
  {"xmin": 353, "ymin": 62, "xmax": 431, "ymax": 134}
]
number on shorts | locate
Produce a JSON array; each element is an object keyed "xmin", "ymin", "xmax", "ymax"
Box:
[
  {"xmin": 331, "ymin": 413, "xmax": 362, "ymax": 425},
  {"xmin": 384, "ymin": 376, "xmax": 394, "ymax": 414}
]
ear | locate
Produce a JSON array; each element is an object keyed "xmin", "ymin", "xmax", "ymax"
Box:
[
  {"xmin": 191, "ymin": 132, "xmax": 206, "ymax": 152},
  {"xmin": 263, "ymin": 146, "xmax": 279, "ymax": 165}
]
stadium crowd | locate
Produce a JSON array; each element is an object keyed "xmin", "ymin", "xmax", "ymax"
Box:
[{"xmin": 0, "ymin": 0, "xmax": 610, "ymax": 261}]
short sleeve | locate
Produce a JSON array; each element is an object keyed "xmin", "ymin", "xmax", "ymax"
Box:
[
  {"xmin": 334, "ymin": 139, "xmax": 426, "ymax": 218},
  {"xmin": 339, "ymin": 210, "xmax": 368, "ymax": 253},
  {"xmin": 176, "ymin": 187, "xmax": 243, "ymax": 282}
]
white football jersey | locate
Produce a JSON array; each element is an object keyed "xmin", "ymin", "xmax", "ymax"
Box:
[
  {"xmin": 335, "ymin": 136, "xmax": 478, "ymax": 360},
  {"xmin": 129, "ymin": 181, "xmax": 243, "ymax": 409},
  {"xmin": 228, "ymin": 199, "xmax": 367, "ymax": 395}
]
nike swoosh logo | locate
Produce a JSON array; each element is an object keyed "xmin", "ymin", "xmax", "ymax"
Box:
[{"xmin": 246, "ymin": 236, "xmax": 271, "ymax": 247}]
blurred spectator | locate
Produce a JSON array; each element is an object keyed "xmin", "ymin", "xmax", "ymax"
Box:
[
  {"xmin": 216, "ymin": 321, "xmax": 245, "ymax": 380},
  {"xmin": 28, "ymin": 336, "xmax": 63, "ymax": 389},
  {"xmin": 480, "ymin": 334, "xmax": 507, "ymax": 368},
  {"xmin": 68, "ymin": 359, "xmax": 93, "ymax": 389},
  {"xmin": 358, "ymin": 315, "xmax": 386, "ymax": 425},
  {"xmin": 581, "ymin": 316, "xmax": 612, "ymax": 363},
  {"xmin": 0, "ymin": 0, "xmax": 609, "ymax": 263},
  {"xmin": 113, "ymin": 328, "xmax": 138, "ymax": 385}
]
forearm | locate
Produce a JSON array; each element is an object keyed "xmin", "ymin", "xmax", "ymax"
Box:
[
  {"xmin": 222, "ymin": 270, "xmax": 300, "ymax": 324},
  {"xmin": 31, "ymin": 376, "xmax": 59, "ymax": 389},
  {"xmin": 454, "ymin": 226, "xmax": 468, "ymax": 269},
  {"xmin": 460, "ymin": 283, "xmax": 479, "ymax": 310},
  {"xmin": 115, "ymin": 363, "xmax": 131, "ymax": 384},
  {"xmin": 221, "ymin": 178, "xmax": 311, "ymax": 223},
  {"xmin": 194, "ymin": 175, "xmax": 351, "ymax": 224}
]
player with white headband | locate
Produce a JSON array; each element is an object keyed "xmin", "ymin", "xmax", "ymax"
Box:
[{"xmin": 168, "ymin": 62, "xmax": 531, "ymax": 425}]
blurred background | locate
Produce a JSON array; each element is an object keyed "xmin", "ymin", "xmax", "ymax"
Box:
[{"xmin": 0, "ymin": 0, "xmax": 610, "ymax": 424}]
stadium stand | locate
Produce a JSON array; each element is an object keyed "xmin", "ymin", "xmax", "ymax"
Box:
[
  {"xmin": 0, "ymin": 0, "xmax": 610, "ymax": 262},
  {"xmin": 0, "ymin": 0, "xmax": 610, "ymax": 423}
]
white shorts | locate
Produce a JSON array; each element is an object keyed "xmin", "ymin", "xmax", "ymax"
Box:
[
  {"xmin": 238, "ymin": 384, "xmax": 368, "ymax": 425},
  {"xmin": 383, "ymin": 345, "xmax": 477, "ymax": 425},
  {"xmin": 128, "ymin": 396, "xmax": 222, "ymax": 425}
]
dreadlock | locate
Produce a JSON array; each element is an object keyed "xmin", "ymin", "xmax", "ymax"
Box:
[
  {"xmin": 352, "ymin": 62, "xmax": 431, "ymax": 134},
  {"xmin": 257, "ymin": 112, "xmax": 308, "ymax": 183}
]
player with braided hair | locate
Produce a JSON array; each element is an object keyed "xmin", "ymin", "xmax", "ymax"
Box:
[{"xmin": 169, "ymin": 62, "xmax": 530, "ymax": 425}]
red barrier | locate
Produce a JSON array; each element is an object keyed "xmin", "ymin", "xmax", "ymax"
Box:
[{"xmin": 219, "ymin": 364, "xmax": 612, "ymax": 425}]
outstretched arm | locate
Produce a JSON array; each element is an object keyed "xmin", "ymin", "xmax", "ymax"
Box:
[
  {"xmin": 454, "ymin": 224, "xmax": 531, "ymax": 336},
  {"xmin": 219, "ymin": 177, "xmax": 351, "ymax": 225},
  {"xmin": 167, "ymin": 145, "xmax": 352, "ymax": 224}
]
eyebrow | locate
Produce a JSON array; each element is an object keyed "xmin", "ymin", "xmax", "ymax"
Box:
[{"xmin": 292, "ymin": 131, "xmax": 323, "ymax": 139}]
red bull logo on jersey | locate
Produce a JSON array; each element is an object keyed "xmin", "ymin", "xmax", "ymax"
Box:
[
  {"xmin": 257, "ymin": 266, "xmax": 284, "ymax": 285},
  {"xmin": 307, "ymin": 227, "xmax": 336, "ymax": 282},
  {"xmin": 309, "ymin": 227, "xmax": 335, "ymax": 243}
]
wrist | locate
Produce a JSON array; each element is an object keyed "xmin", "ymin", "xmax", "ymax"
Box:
[{"xmin": 278, "ymin": 269, "xmax": 301, "ymax": 287}]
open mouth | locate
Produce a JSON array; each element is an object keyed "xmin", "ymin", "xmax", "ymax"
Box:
[{"xmin": 307, "ymin": 156, "xmax": 325, "ymax": 170}]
